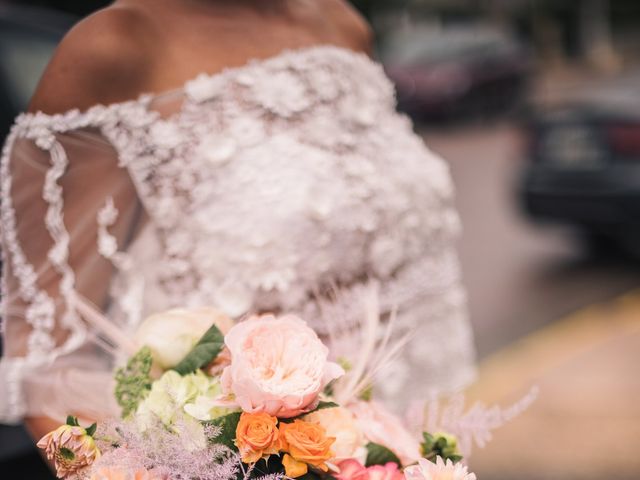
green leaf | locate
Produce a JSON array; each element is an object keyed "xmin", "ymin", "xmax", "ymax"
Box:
[
  {"xmin": 114, "ymin": 347, "xmax": 153, "ymax": 419},
  {"xmin": 365, "ymin": 442, "xmax": 401, "ymax": 467},
  {"xmin": 206, "ymin": 411, "xmax": 242, "ymax": 450},
  {"xmin": 59, "ymin": 447, "xmax": 75, "ymax": 461},
  {"xmin": 85, "ymin": 423, "xmax": 97, "ymax": 437},
  {"xmin": 173, "ymin": 324, "xmax": 224, "ymax": 376},
  {"xmin": 66, "ymin": 416, "xmax": 79, "ymax": 427},
  {"xmin": 250, "ymin": 456, "xmax": 284, "ymax": 477},
  {"xmin": 313, "ymin": 401, "xmax": 339, "ymax": 412},
  {"xmin": 421, "ymin": 432, "xmax": 435, "ymax": 456}
]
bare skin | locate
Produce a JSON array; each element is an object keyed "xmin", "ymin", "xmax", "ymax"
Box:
[
  {"xmin": 24, "ymin": 0, "xmax": 372, "ymax": 449},
  {"xmin": 28, "ymin": 0, "xmax": 372, "ymax": 114}
]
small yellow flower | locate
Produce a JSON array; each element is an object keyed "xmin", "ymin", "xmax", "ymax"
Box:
[
  {"xmin": 37, "ymin": 424, "xmax": 101, "ymax": 478},
  {"xmin": 282, "ymin": 453, "xmax": 310, "ymax": 478}
]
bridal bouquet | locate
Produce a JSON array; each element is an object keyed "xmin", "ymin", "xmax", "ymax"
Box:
[{"xmin": 38, "ymin": 303, "xmax": 525, "ymax": 480}]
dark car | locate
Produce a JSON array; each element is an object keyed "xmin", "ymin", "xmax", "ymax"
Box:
[
  {"xmin": 380, "ymin": 25, "xmax": 530, "ymax": 120},
  {"xmin": 0, "ymin": 4, "xmax": 75, "ymax": 478},
  {"xmin": 520, "ymin": 73, "xmax": 640, "ymax": 254}
]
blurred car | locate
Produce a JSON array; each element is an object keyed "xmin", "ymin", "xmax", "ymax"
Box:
[
  {"xmin": 520, "ymin": 73, "xmax": 640, "ymax": 254},
  {"xmin": 380, "ymin": 25, "xmax": 530, "ymax": 121},
  {"xmin": 0, "ymin": 4, "xmax": 75, "ymax": 478}
]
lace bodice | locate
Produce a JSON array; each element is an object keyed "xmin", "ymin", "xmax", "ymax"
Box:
[{"xmin": 0, "ymin": 46, "xmax": 475, "ymax": 424}]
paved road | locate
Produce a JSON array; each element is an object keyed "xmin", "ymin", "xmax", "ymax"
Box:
[
  {"xmin": 422, "ymin": 123, "xmax": 640, "ymax": 480},
  {"xmin": 421, "ymin": 123, "xmax": 640, "ymax": 357}
]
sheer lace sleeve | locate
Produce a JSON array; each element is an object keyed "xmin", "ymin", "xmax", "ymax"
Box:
[{"xmin": 0, "ymin": 115, "xmax": 144, "ymax": 424}]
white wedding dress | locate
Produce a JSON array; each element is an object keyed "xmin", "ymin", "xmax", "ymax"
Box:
[{"xmin": 0, "ymin": 46, "xmax": 475, "ymax": 424}]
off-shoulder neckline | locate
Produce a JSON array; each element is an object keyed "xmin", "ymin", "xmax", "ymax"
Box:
[{"xmin": 15, "ymin": 44, "xmax": 373, "ymax": 124}]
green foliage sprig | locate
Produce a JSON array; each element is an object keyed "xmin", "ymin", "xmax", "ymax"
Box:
[
  {"xmin": 421, "ymin": 432, "xmax": 463, "ymax": 463},
  {"xmin": 114, "ymin": 346, "xmax": 153, "ymax": 418}
]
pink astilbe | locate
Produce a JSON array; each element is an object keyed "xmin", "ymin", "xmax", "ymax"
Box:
[{"xmin": 92, "ymin": 419, "xmax": 240, "ymax": 480}]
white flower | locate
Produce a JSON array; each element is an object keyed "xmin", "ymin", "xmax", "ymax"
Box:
[
  {"xmin": 252, "ymin": 70, "xmax": 312, "ymax": 117},
  {"xmin": 185, "ymin": 73, "xmax": 226, "ymax": 103},
  {"xmin": 136, "ymin": 370, "xmax": 230, "ymax": 428},
  {"xmin": 134, "ymin": 307, "xmax": 233, "ymax": 369},
  {"xmin": 404, "ymin": 458, "xmax": 477, "ymax": 480},
  {"xmin": 307, "ymin": 67, "xmax": 342, "ymax": 101},
  {"xmin": 183, "ymin": 389, "xmax": 230, "ymax": 422},
  {"xmin": 198, "ymin": 135, "xmax": 237, "ymax": 166},
  {"xmin": 149, "ymin": 121, "xmax": 183, "ymax": 150},
  {"xmin": 228, "ymin": 116, "xmax": 266, "ymax": 148}
]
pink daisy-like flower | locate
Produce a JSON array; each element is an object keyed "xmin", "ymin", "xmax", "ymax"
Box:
[
  {"xmin": 37, "ymin": 424, "xmax": 101, "ymax": 478},
  {"xmin": 404, "ymin": 457, "xmax": 477, "ymax": 480}
]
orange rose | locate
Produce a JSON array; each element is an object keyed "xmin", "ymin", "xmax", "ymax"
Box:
[
  {"xmin": 235, "ymin": 412, "xmax": 281, "ymax": 463},
  {"xmin": 279, "ymin": 419, "xmax": 335, "ymax": 478}
]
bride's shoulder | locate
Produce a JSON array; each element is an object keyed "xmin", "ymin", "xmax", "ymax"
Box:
[{"xmin": 27, "ymin": 5, "xmax": 158, "ymax": 116}]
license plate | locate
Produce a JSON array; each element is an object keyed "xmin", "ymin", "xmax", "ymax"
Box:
[{"xmin": 540, "ymin": 125, "xmax": 605, "ymax": 168}]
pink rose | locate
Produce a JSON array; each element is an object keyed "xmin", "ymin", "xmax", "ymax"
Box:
[
  {"xmin": 367, "ymin": 463, "xmax": 404, "ymax": 480},
  {"xmin": 336, "ymin": 459, "xmax": 369, "ymax": 480},
  {"xmin": 336, "ymin": 460, "xmax": 403, "ymax": 480},
  {"xmin": 221, "ymin": 314, "xmax": 344, "ymax": 418},
  {"xmin": 350, "ymin": 400, "xmax": 422, "ymax": 466}
]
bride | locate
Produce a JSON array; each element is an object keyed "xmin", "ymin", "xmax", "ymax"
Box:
[{"xmin": 0, "ymin": 0, "xmax": 475, "ymax": 443}]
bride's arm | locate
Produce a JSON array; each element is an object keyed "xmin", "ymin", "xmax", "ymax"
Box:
[
  {"xmin": 2, "ymin": 6, "xmax": 155, "ymax": 441},
  {"xmin": 2, "ymin": 131, "xmax": 141, "ymax": 436}
]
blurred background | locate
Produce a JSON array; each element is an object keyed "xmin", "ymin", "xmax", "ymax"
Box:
[{"xmin": 1, "ymin": 0, "xmax": 639, "ymax": 479}]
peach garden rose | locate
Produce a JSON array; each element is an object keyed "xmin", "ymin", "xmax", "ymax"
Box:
[
  {"xmin": 303, "ymin": 407, "xmax": 366, "ymax": 463},
  {"xmin": 221, "ymin": 314, "xmax": 344, "ymax": 418}
]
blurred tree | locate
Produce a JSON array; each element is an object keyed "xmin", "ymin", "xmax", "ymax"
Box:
[{"xmin": 579, "ymin": 0, "xmax": 620, "ymax": 71}]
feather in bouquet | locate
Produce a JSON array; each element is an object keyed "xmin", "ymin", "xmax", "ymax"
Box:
[{"xmin": 38, "ymin": 289, "xmax": 535, "ymax": 480}]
